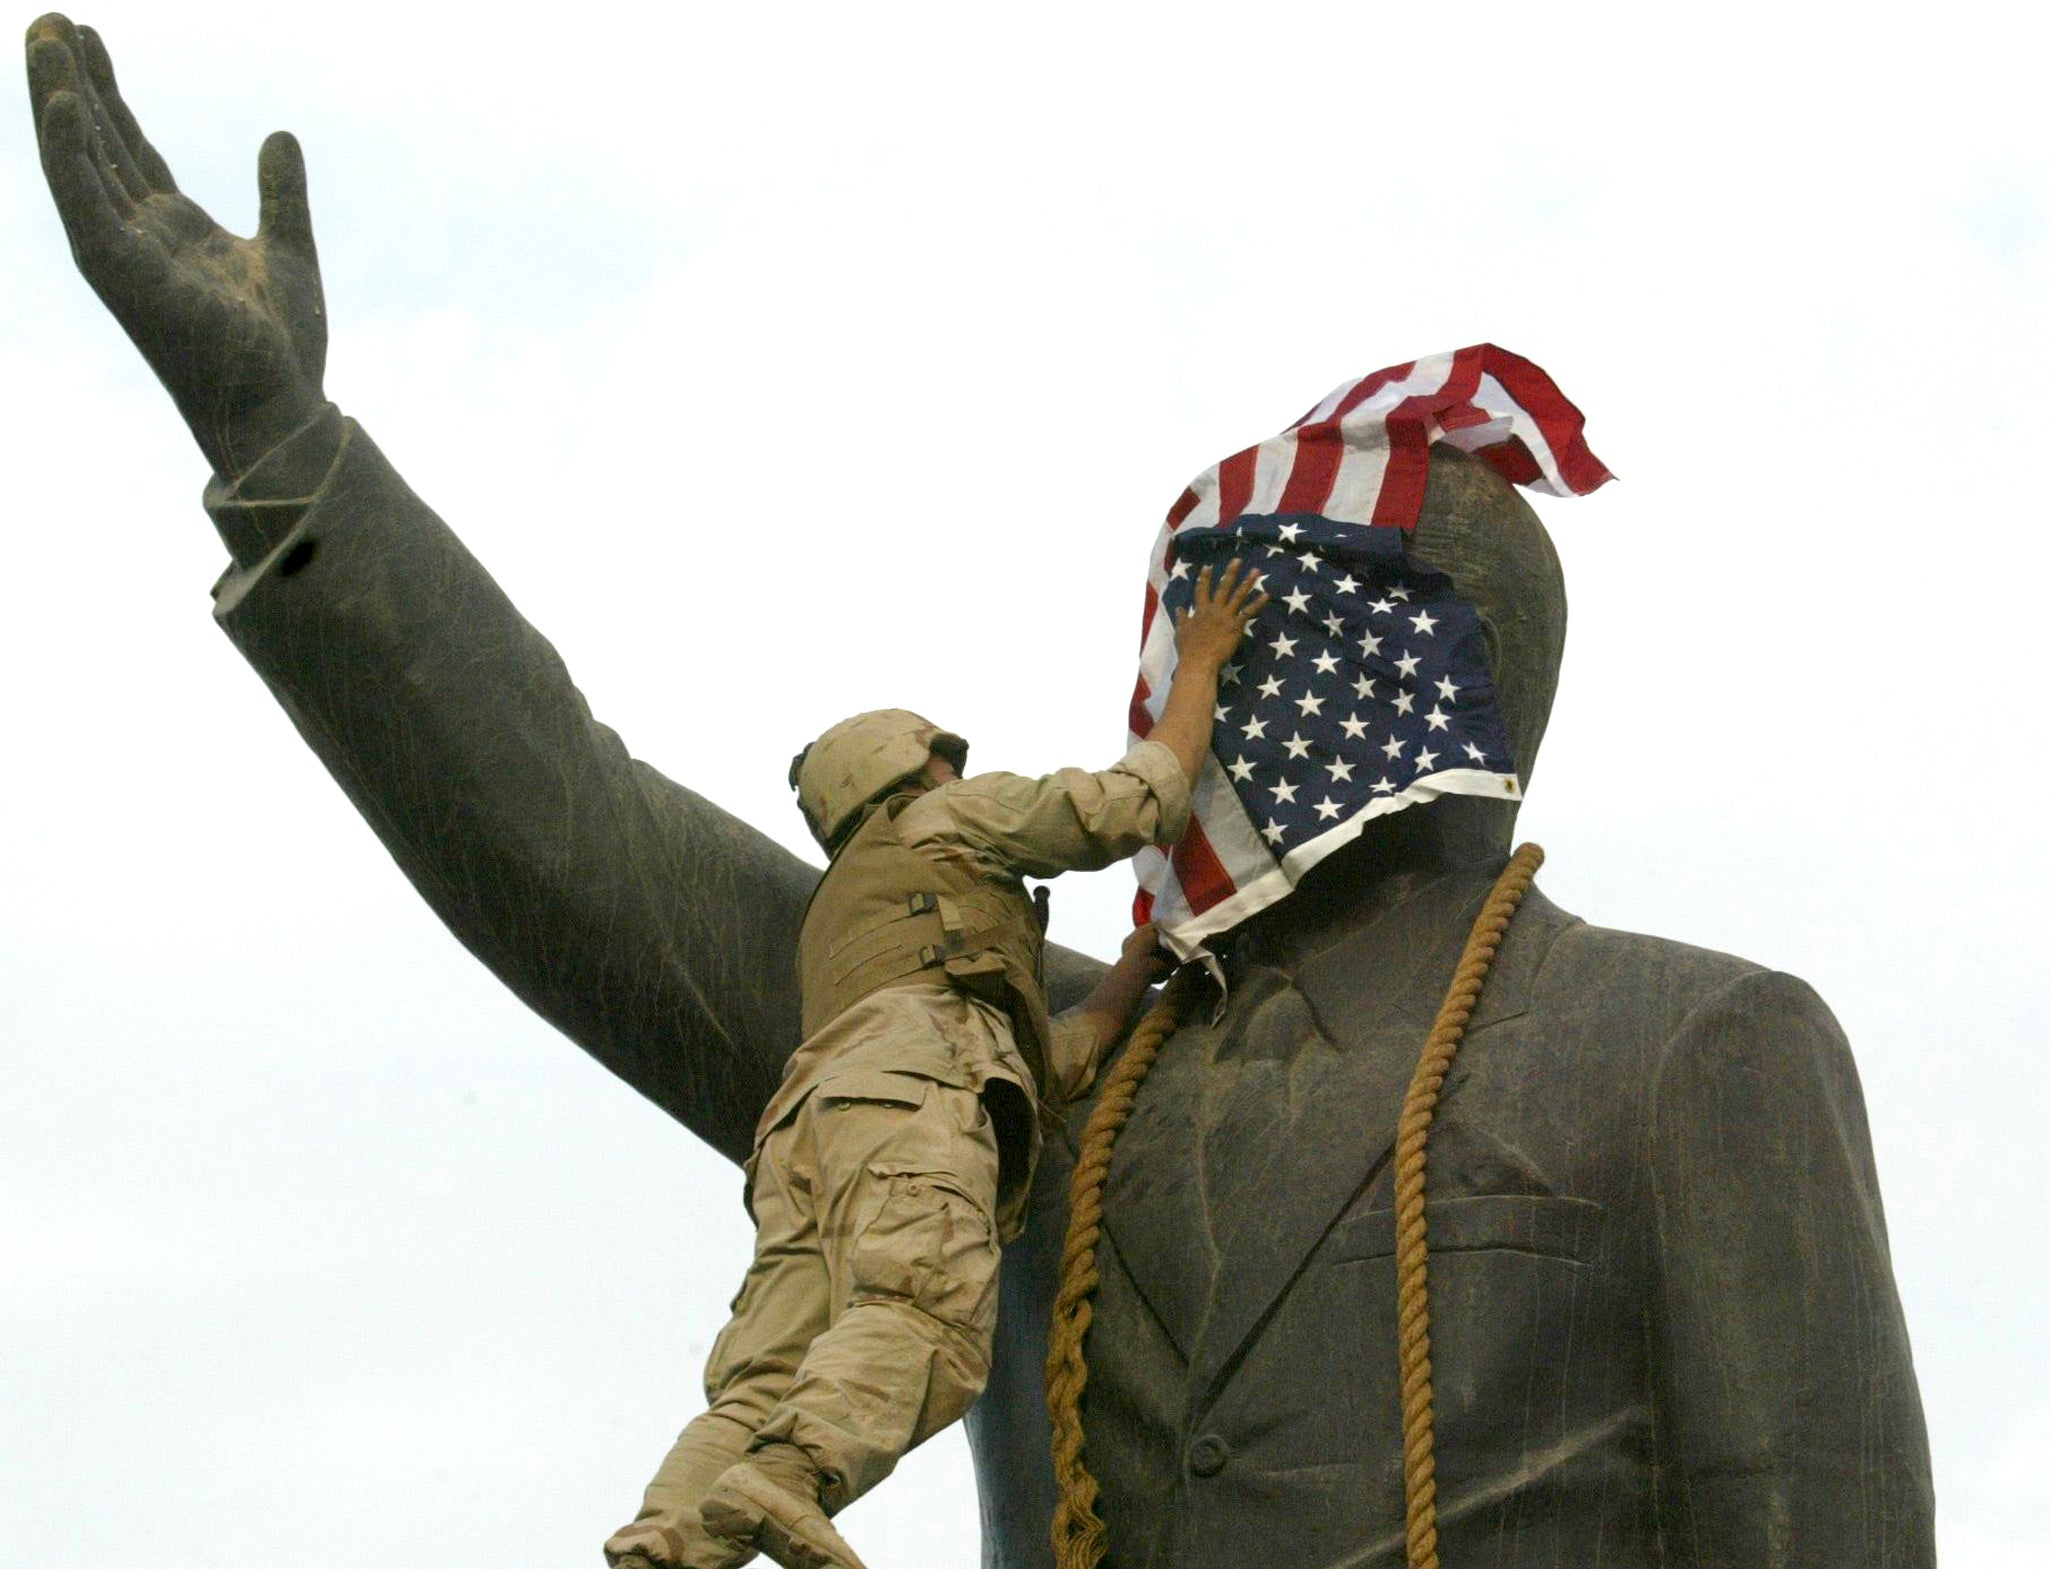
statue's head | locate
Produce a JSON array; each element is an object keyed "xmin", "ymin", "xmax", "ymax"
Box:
[
  {"xmin": 1239, "ymin": 463, "xmax": 1567, "ymax": 942},
  {"xmin": 1405, "ymin": 443, "xmax": 1567, "ymax": 797},
  {"xmin": 1131, "ymin": 349, "xmax": 1602, "ymax": 954},
  {"xmin": 790, "ymin": 709, "xmax": 970, "ymax": 853}
]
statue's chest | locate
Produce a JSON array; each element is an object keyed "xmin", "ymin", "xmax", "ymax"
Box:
[{"xmin": 1101, "ymin": 966, "xmax": 1427, "ymax": 1352}]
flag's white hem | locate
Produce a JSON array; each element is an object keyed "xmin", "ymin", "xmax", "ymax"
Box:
[{"xmin": 1158, "ymin": 766, "xmax": 1522, "ymax": 962}]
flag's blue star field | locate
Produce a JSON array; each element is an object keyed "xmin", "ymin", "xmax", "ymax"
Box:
[{"xmin": 1162, "ymin": 514, "xmax": 1517, "ymax": 854}]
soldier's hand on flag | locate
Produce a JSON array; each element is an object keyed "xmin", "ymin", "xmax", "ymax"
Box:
[
  {"xmin": 1121, "ymin": 920, "xmax": 1171, "ymax": 978},
  {"xmin": 1174, "ymin": 560, "xmax": 1269, "ymax": 671}
]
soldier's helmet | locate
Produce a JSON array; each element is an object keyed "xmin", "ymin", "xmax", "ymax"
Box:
[{"xmin": 790, "ymin": 709, "xmax": 970, "ymax": 853}]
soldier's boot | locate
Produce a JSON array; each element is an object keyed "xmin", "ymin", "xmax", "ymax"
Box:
[
  {"xmin": 700, "ymin": 1444, "xmax": 869, "ymax": 1569},
  {"xmin": 605, "ymin": 1520, "xmax": 756, "ymax": 1569}
]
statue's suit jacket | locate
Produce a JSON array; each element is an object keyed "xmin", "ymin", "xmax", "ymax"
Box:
[
  {"xmin": 981, "ymin": 876, "xmax": 1935, "ymax": 1568},
  {"xmin": 205, "ymin": 422, "xmax": 1934, "ymax": 1569}
]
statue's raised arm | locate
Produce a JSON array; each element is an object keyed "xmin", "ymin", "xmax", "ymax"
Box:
[{"xmin": 22, "ymin": 14, "xmax": 867, "ymax": 1161}]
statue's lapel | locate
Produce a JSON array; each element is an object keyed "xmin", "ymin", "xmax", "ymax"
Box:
[
  {"xmin": 1084, "ymin": 1003, "xmax": 1232, "ymax": 1362},
  {"xmin": 1075, "ymin": 876, "xmax": 1567, "ymax": 1394},
  {"xmin": 1176, "ymin": 982, "xmax": 1423, "ymax": 1409},
  {"xmin": 1176, "ymin": 879, "xmax": 1559, "ymax": 1415}
]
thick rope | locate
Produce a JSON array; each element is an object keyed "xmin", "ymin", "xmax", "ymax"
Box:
[
  {"xmin": 1394, "ymin": 843, "xmax": 1544, "ymax": 1569},
  {"xmin": 1043, "ymin": 845, "xmax": 1543, "ymax": 1569},
  {"xmin": 1045, "ymin": 964, "xmax": 1205, "ymax": 1569}
]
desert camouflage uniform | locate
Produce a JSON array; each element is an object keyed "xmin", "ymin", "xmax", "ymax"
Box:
[{"xmin": 606, "ymin": 739, "xmax": 1188, "ymax": 1566}]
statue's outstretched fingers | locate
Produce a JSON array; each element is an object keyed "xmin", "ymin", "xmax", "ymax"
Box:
[
  {"xmin": 80, "ymin": 73, "xmax": 151, "ymax": 208},
  {"xmin": 36, "ymin": 87, "xmax": 126, "ymax": 252},
  {"xmin": 24, "ymin": 14, "xmax": 90, "ymax": 131},
  {"xmin": 256, "ymin": 131, "xmax": 317, "ymax": 258},
  {"xmin": 77, "ymin": 24, "xmax": 179, "ymax": 196},
  {"xmin": 47, "ymin": 21, "xmax": 150, "ymax": 206},
  {"xmin": 37, "ymin": 86, "xmax": 170, "ymax": 305},
  {"xmin": 22, "ymin": 10, "xmax": 75, "ymax": 68},
  {"xmin": 27, "ymin": 18, "xmax": 139, "ymax": 209},
  {"xmin": 26, "ymin": 34, "xmax": 131, "ymax": 215}
]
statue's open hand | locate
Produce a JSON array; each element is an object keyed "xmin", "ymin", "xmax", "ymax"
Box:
[{"xmin": 26, "ymin": 15, "xmax": 328, "ymax": 478}]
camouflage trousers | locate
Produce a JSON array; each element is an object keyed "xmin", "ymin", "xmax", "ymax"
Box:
[{"xmin": 605, "ymin": 1068, "xmax": 1004, "ymax": 1567}]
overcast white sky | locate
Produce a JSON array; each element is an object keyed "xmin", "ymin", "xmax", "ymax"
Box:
[{"xmin": 3, "ymin": 2, "xmax": 2045, "ymax": 1564}]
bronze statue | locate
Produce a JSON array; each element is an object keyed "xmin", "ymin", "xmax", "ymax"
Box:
[{"xmin": 26, "ymin": 14, "xmax": 1934, "ymax": 1566}]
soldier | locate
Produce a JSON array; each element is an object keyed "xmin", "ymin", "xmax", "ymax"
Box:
[{"xmin": 602, "ymin": 563, "xmax": 1267, "ymax": 1569}]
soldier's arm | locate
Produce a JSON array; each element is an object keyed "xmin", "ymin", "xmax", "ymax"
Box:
[
  {"xmin": 912, "ymin": 560, "xmax": 1264, "ymax": 882},
  {"xmin": 914, "ymin": 741, "xmax": 1191, "ymax": 882},
  {"xmin": 1646, "ymin": 970, "xmax": 1935, "ymax": 1566},
  {"xmin": 1044, "ymin": 923, "xmax": 1172, "ymax": 1102}
]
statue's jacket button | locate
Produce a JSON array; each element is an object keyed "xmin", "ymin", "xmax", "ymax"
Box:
[{"xmin": 1186, "ymin": 1434, "xmax": 1230, "ymax": 1477}]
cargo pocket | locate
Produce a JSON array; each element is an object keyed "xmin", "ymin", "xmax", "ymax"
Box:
[
  {"xmin": 815, "ymin": 1069, "xmax": 932, "ymax": 1114},
  {"xmin": 849, "ymin": 1170, "xmax": 1000, "ymax": 1338}
]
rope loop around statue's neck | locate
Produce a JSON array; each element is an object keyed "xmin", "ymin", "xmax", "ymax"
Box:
[{"xmin": 1044, "ymin": 844, "xmax": 1546, "ymax": 1569}]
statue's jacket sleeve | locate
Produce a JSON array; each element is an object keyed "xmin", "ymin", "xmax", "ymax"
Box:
[
  {"xmin": 205, "ymin": 416, "xmax": 815, "ymax": 1162},
  {"xmin": 1645, "ymin": 967, "xmax": 1935, "ymax": 1563}
]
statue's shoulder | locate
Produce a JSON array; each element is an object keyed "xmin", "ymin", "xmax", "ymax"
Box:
[
  {"xmin": 1452, "ymin": 891, "xmax": 1865, "ymax": 1189},
  {"xmin": 1536, "ymin": 892, "xmax": 1763, "ymax": 995},
  {"xmin": 1527, "ymin": 889, "xmax": 1845, "ymax": 1059}
]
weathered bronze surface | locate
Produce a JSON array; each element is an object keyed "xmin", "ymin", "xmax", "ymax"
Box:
[{"xmin": 28, "ymin": 15, "xmax": 1934, "ymax": 1565}]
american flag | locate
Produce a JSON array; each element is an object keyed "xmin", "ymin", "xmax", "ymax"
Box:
[{"xmin": 1130, "ymin": 345, "xmax": 1612, "ymax": 957}]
